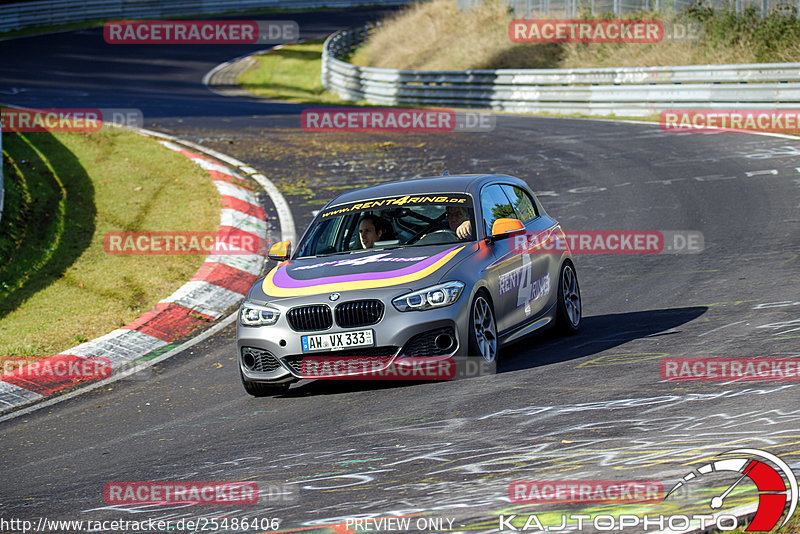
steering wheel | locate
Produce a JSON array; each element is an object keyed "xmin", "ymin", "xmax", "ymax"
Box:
[
  {"xmin": 415, "ymin": 229, "xmax": 459, "ymax": 245},
  {"xmin": 406, "ymin": 214, "xmax": 447, "ymax": 244}
]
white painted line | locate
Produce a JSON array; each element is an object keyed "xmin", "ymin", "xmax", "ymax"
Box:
[
  {"xmin": 214, "ymin": 180, "xmax": 259, "ymax": 205},
  {"xmin": 0, "ymin": 313, "xmax": 237, "ymax": 424},
  {"xmin": 0, "ymin": 382, "xmax": 44, "ymax": 410},
  {"xmin": 193, "ymin": 157, "xmax": 246, "ymax": 179},
  {"xmin": 745, "ymin": 169, "xmax": 779, "ymax": 177},
  {"xmin": 65, "ymin": 329, "xmax": 168, "ymax": 366},
  {"xmin": 204, "ymin": 253, "xmax": 263, "ymax": 276},
  {"xmin": 161, "ymin": 280, "xmax": 245, "ymax": 318},
  {"xmin": 698, "ymin": 320, "xmax": 747, "ymax": 337},
  {"xmin": 250, "ymin": 173, "xmax": 296, "ymax": 243},
  {"xmin": 590, "ymin": 116, "xmax": 800, "ymax": 140},
  {"xmin": 220, "ymin": 208, "xmax": 268, "ymax": 236},
  {"xmin": 157, "ymin": 140, "xmax": 188, "ymax": 152}
]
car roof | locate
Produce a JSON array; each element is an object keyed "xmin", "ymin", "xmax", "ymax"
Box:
[{"xmin": 326, "ymin": 174, "xmax": 526, "ymax": 207}]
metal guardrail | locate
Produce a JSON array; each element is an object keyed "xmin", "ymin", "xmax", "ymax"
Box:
[
  {"xmin": 0, "ymin": 0, "xmax": 416, "ymax": 33},
  {"xmin": 321, "ymin": 25, "xmax": 800, "ymax": 116}
]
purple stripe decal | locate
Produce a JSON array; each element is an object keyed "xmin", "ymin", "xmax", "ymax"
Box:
[{"xmin": 272, "ymin": 247, "xmax": 458, "ymax": 289}]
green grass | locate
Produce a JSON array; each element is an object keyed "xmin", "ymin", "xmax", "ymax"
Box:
[
  {"xmin": 687, "ymin": 4, "xmax": 800, "ymax": 63},
  {"xmin": 0, "ymin": 133, "xmax": 70, "ymax": 302},
  {"xmin": 345, "ymin": 0, "xmax": 800, "ymax": 70},
  {"xmin": 0, "ymin": 126, "xmax": 219, "ymax": 361},
  {"xmin": 237, "ymin": 39, "xmax": 358, "ymax": 105}
]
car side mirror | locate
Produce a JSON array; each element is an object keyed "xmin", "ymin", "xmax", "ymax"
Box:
[
  {"xmin": 489, "ymin": 218, "xmax": 525, "ymax": 242},
  {"xmin": 268, "ymin": 240, "xmax": 292, "ymax": 261}
]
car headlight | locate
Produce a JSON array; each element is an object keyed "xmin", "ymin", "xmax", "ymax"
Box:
[
  {"xmin": 239, "ymin": 302, "xmax": 280, "ymax": 326},
  {"xmin": 392, "ymin": 281, "xmax": 465, "ymax": 312}
]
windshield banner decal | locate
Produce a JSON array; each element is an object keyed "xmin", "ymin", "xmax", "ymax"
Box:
[{"xmin": 319, "ymin": 194, "xmax": 471, "ymax": 219}]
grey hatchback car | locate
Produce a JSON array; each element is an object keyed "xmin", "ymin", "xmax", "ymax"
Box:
[{"xmin": 237, "ymin": 174, "xmax": 581, "ymax": 395}]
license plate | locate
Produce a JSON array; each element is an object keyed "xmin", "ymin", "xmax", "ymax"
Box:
[{"xmin": 301, "ymin": 330, "xmax": 374, "ymax": 352}]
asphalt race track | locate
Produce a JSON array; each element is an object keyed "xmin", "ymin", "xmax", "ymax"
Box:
[{"xmin": 1, "ymin": 7, "xmax": 799, "ymax": 534}]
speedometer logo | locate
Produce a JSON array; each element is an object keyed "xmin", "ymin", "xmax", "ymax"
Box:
[{"xmin": 665, "ymin": 449, "xmax": 798, "ymax": 531}]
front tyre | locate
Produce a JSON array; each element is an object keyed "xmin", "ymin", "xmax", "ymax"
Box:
[
  {"xmin": 468, "ymin": 291, "xmax": 498, "ymax": 363},
  {"xmin": 240, "ymin": 367, "xmax": 290, "ymax": 397},
  {"xmin": 556, "ymin": 261, "xmax": 581, "ymax": 334}
]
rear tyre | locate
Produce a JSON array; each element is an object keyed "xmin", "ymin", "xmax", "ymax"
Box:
[
  {"xmin": 556, "ymin": 261, "xmax": 581, "ymax": 334},
  {"xmin": 240, "ymin": 367, "xmax": 290, "ymax": 397},
  {"xmin": 468, "ymin": 291, "xmax": 498, "ymax": 363}
]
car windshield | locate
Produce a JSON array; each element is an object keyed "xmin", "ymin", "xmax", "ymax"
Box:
[{"xmin": 294, "ymin": 193, "xmax": 476, "ymax": 258}]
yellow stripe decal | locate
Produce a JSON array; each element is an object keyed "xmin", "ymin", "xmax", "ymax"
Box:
[{"xmin": 262, "ymin": 247, "xmax": 463, "ymax": 297}]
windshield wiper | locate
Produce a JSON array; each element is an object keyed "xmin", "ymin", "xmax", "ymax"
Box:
[{"xmin": 297, "ymin": 250, "xmax": 353, "ymax": 259}]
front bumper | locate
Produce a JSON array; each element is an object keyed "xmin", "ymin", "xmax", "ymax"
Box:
[{"xmin": 237, "ymin": 295, "xmax": 469, "ymax": 384}]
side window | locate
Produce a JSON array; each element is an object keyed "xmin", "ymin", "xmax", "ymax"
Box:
[
  {"xmin": 480, "ymin": 185, "xmax": 515, "ymax": 236},
  {"xmin": 501, "ymin": 184, "xmax": 538, "ymax": 222},
  {"xmin": 310, "ymin": 216, "xmax": 345, "ymax": 255}
]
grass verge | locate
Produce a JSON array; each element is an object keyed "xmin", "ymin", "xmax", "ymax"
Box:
[
  {"xmin": 237, "ymin": 39, "xmax": 360, "ymax": 105},
  {"xmin": 0, "ymin": 125, "xmax": 219, "ymax": 361},
  {"xmin": 235, "ymin": 37, "xmax": 664, "ymax": 121},
  {"xmin": 349, "ymin": 0, "xmax": 800, "ymax": 69},
  {"xmin": 234, "ymin": 2, "xmax": 800, "ymax": 114}
]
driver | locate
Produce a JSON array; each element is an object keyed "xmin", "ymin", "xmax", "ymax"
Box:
[
  {"xmin": 446, "ymin": 206, "xmax": 472, "ymax": 240},
  {"xmin": 358, "ymin": 214, "xmax": 384, "ymax": 249}
]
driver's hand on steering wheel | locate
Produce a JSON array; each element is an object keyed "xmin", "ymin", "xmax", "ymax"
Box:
[{"xmin": 455, "ymin": 220, "xmax": 471, "ymax": 239}]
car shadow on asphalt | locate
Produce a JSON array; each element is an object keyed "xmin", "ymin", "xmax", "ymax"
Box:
[
  {"xmin": 282, "ymin": 376, "xmax": 438, "ymax": 397},
  {"xmin": 279, "ymin": 306, "xmax": 707, "ymax": 397},
  {"xmin": 498, "ymin": 305, "xmax": 708, "ymax": 372}
]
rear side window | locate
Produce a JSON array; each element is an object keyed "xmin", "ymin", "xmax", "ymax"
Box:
[
  {"xmin": 480, "ymin": 185, "xmax": 515, "ymax": 236},
  {"xmin": 501, "ymin": 184, "xmax": 538, "ymax": 222}
]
